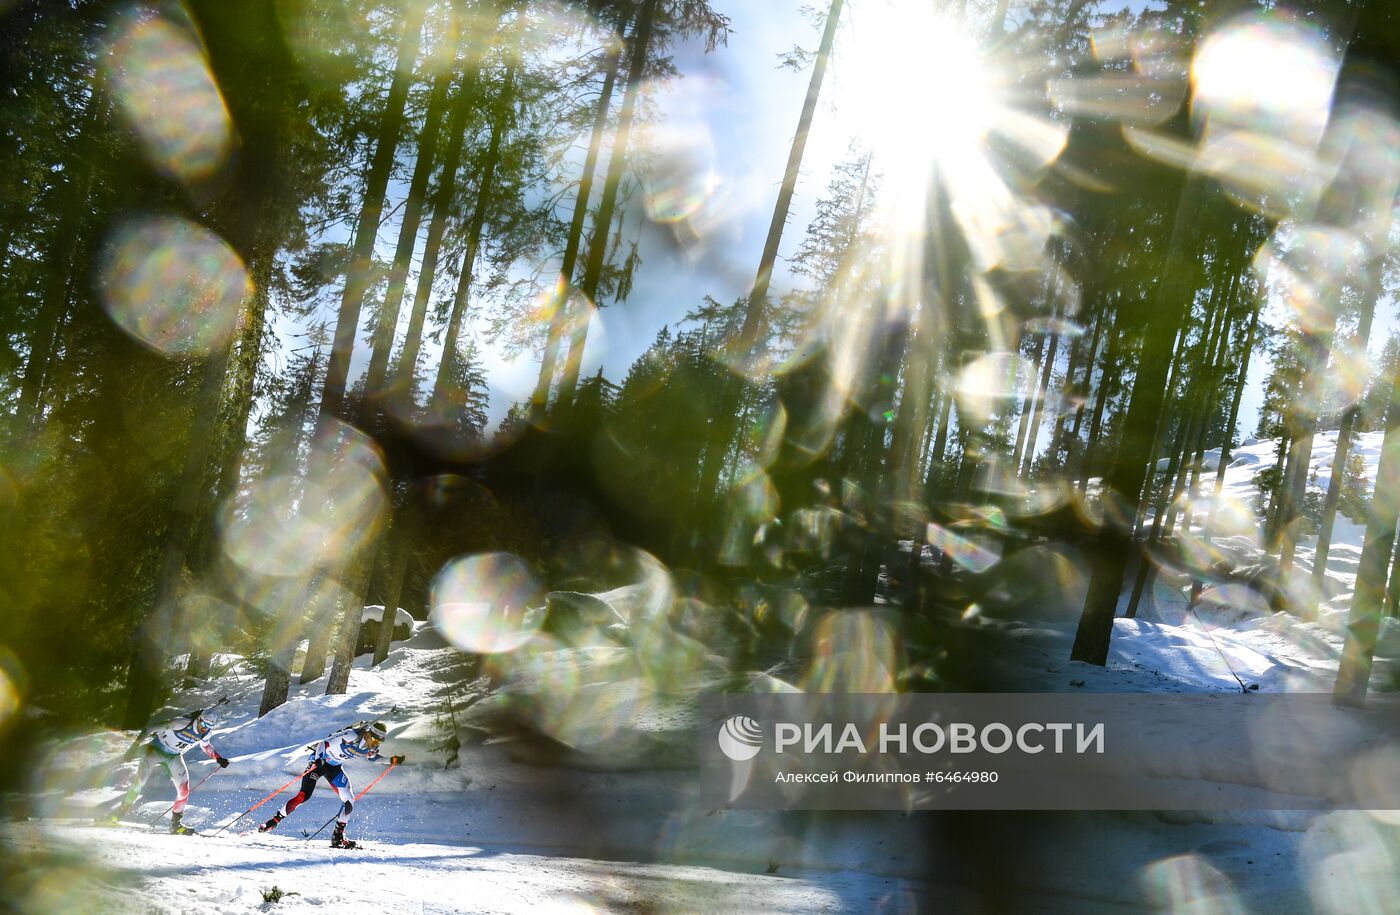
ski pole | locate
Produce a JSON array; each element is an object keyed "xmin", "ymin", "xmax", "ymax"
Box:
[
  {"xmin": 158, "ymin": 767, "xmax": 221, "ymax": 818},
  {"xmin": 303, "ymin": 760, "xmax": 399, "ymax": 842},
  {"xmin": 209, "ymin": 766, "xmax": 310, "ymax": 837}
]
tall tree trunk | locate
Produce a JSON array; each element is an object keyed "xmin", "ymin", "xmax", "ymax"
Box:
[
  {"xmin": 1059, "ymin": 305, "xmax": 1105, "ymax": 470},
  {"xmin": 1071, "ymin": 177, "xmax": 1201, "ymax": 666},
  {"xmin": 1334, "ymin": 353, "xmax": 1400, "ymax": 706},
  {"xmin": 260, "ymin": 573, "xmax": 324, "ymax": 714},
  {"xmin": 898, "ymin": 340, "xmax": 943, "ymax": 611},
  {"xmin": 362, "ymin": 67, "xmax": 455, "ymax": 402},
  {"xmin": 320, "ymin": 2, "xmax": 425, "ymax": 423},
  {"xmin": 392, "ymin": 28, "xmax": 490, "ymax": 402},
  {"xmin": 1012, "ymin": 332, "xmax": 1047, "ymax": 468},
  {"xmin": 1126, "ymin": 320, "xmax": 1189, "ymax": 535},
  {"xmin": 531, "ymin": 19, "xmax": 626, "ymax": 417},
  {"xmin": 373, "ymin": 511, "xmax": 415, "ymax": 665},
  {"xmin": 123, "ymin": 348, "xmax": 239, "ymax": 726},
  {"xmin": 325, "ymin": 541, "xmax": 378, "ymax": 695},
  {"xmin": 917, "ymin": 386, "xmax": 942, "ymax": 479},
  {"xmin": 693, "ymin": 0, "xmax": 844, "ymax": 522},
  {"xmin": 889, "ymin": 302, "xmax": 938, "ymax": 509},
  {"xmin": 555, "ymin": 0, "xmax": 659, "ymax": 410},
  {"xmin": 925, "ymin": 389, "xmax": 955, "ymax": 497},
  {"xmin": 311, "ymin": 5, "xmax": 427, "ymax": 699},
  {"xmin": 1162, "ymin": 260, "xmax": 1237, "ymax": 537},
  {"xmin": 1020, "ymin": 322, "xmax": 1061, "ymax": 478},
  {"xmin": 1264, "ymin": 431, "xmax": 1293, "ymax": 535},
  {"xmin": 259, "ymin": 643, "xmax": 294, "ymax": 717},
  {"xmin": 16, "ymin": 92, "xmax": 104, "ymax": 430},
  {"xmin": 1076, "ymin": 312, "xmax": 1124, "ymax": 492},
  {"xmin": 1180, "ymin": 310, "xmax": 1241, "ymax": 526},
  {"xmin": 259, "ymin": 588, "xmax": 296, "ymax": 718},
  {"xmin": 185, "ymin": 254, "xmax": 274, "ymax": 681},
  {"xmin": 1205, "ymin": 298, "xmax": 1261, "ymax": 530},
  {"xmin": 1385, "ymin": 532, "xmax": 1400, "ymax": 618},
  {"xmin": 990, "ymin": 0, "xmax": 1010, "ymax": 34},
  {"xmin": 297, "ymin": 591, "xmax": 337, "ymax": 685},
  {"xmin": 259, "ymin": 349, "xmax": 327, "ymax": 706},
  {"xmin": 1312, "ymin": 256, "xmax": 1382, "ymax": 601},
  {"xmin": 1274, "ymin": 326, "xmax": 1338, "ymax": 599},
  {"xmin": 1046, "ymin": 304, "xmax": 1095, "ymax": 472},
  {"xmin": 1124, "ymin": 278, "xmax": 1232, "ymax": 619},
  {"xmin": 124, "ymin": 0, "xmax": 290, "ymax": 726},
  {"xmin": 434, "ymin": 64, "xmax": 516, "ymax": 403},
  {"xmin": 1011, "ymin": 257, "xmax": 1064, "ymax": 475},
  {"xmin": 851, "ymin": 299, "xmax": 911, "ymax": 603}
]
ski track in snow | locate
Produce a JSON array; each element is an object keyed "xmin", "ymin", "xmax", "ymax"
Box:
[{"xmin": 6, "ymin": 822, "xmax": 913, "ymax": 915}]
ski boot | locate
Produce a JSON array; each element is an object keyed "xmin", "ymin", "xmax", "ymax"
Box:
[
  {"xmin": 330, "ymin": 822, "xmax": 358, "ymax": 849},
  {"xmin": 170, "ymin": 811, "xmax": 194, "ymax": 835},
  {"xmin": 258, "ymin": 812, "xmax": 283, "ymax": 833}
]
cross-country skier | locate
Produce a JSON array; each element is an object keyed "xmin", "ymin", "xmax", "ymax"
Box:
[
  {"xmin": 259, "ymin": 720, "xmax": 405, "ymax": 848},
  {"xmin": 115, "ymin": 706, "xmax": 230, "ymax": 834}
]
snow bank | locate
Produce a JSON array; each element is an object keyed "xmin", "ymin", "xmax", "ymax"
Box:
[
  {"xmin": 361, "ymin": 605, "xmax": 415, "ymax": 629},
  {"xmin": 356, "ymin": 605, "xmax": 415, "ymax": 655}
]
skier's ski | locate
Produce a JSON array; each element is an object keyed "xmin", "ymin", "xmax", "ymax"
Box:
[
  {"xmin": 91, "ymin": 817, "xmax": 148, "ymax": 829},
  {"xmin": 91, "ymin": 817, "xmax": 211, "ymax": 836}
]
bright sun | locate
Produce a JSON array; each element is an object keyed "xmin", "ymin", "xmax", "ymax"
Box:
[
  {"xmin": 823, "ymin": 0, "xmax": 1067, "ymax": 283},
  {"xmin": 831, "ymin": 3, "xmax": 997, "ymax": 202}
]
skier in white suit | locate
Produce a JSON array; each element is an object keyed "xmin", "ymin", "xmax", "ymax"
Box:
[{"xmin": 116, "ymin": 706, "xmax": 230, "ymax": 834}]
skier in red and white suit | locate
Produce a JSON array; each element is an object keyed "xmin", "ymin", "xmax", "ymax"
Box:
[{"xmin": 259, "ymin": 720, "xmax": 403, "ymax": 848}]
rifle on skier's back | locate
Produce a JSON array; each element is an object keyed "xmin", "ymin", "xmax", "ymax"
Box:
[{"xmin": 121, "ymin": 695, "xmax": 230, "ymax": 760}]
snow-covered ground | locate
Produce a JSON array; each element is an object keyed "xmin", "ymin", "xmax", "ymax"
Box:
[
  {"xmin": 5, "ymin": 430, "xmax": 1400, "ymax": 912},
  {"xmin": 13, "ymin": 809, "xmax": 1399, "ymax": 914},
  {"xmin": 5, "ymin": 623, "xmax": 936, "ymax": 913},
  {"xmin": 4, "ymin": 822, "xmax": 918, "ymax": 914},
  {"xmin": 1135, "ymin": 430, "xmax": 1400, "ymax": 694}
]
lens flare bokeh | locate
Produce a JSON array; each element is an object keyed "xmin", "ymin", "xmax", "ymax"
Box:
[
  {"xmin": 101, "ymin": 7, "xmax": 233, "ymax": 185},
  {"xmin": 638, "ymin": 120, "xmax": 722, "ymax": 228},
  {"xmin": 1300, "ymin": 812, "xmax": 1400, "ymax": 914},
  {"xmin": 1252, "ymin": 223, "xmax": 1365, "ymax": 335},
  {"xmin": 955, "ymin": 351, "xmax": 1036, "ymax": 427},
  {"xmin": 220, "ymin": 419, "xmax": 388, "ymax": 577},
  {"xmin": 804, "ymin": 611, "xmax": 898, "ymax": 693},
  {"xmin": 0, "ymin": 648, "xmax": 23, "ymax": 733},
  {"xmin": 1192, "ymin": 13, "xmax": 1337, "ymax": 148},
  {"xmin": 431, "ymin": 552, "xmax": 544, "ymax": 654},
  {"xmin": 1137, "ymin": 854, "xmax": 1245, "ymax": 915},
  {"xmin": 96, "ymin": 215, "xmax": 250, "ymax": 357}
]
